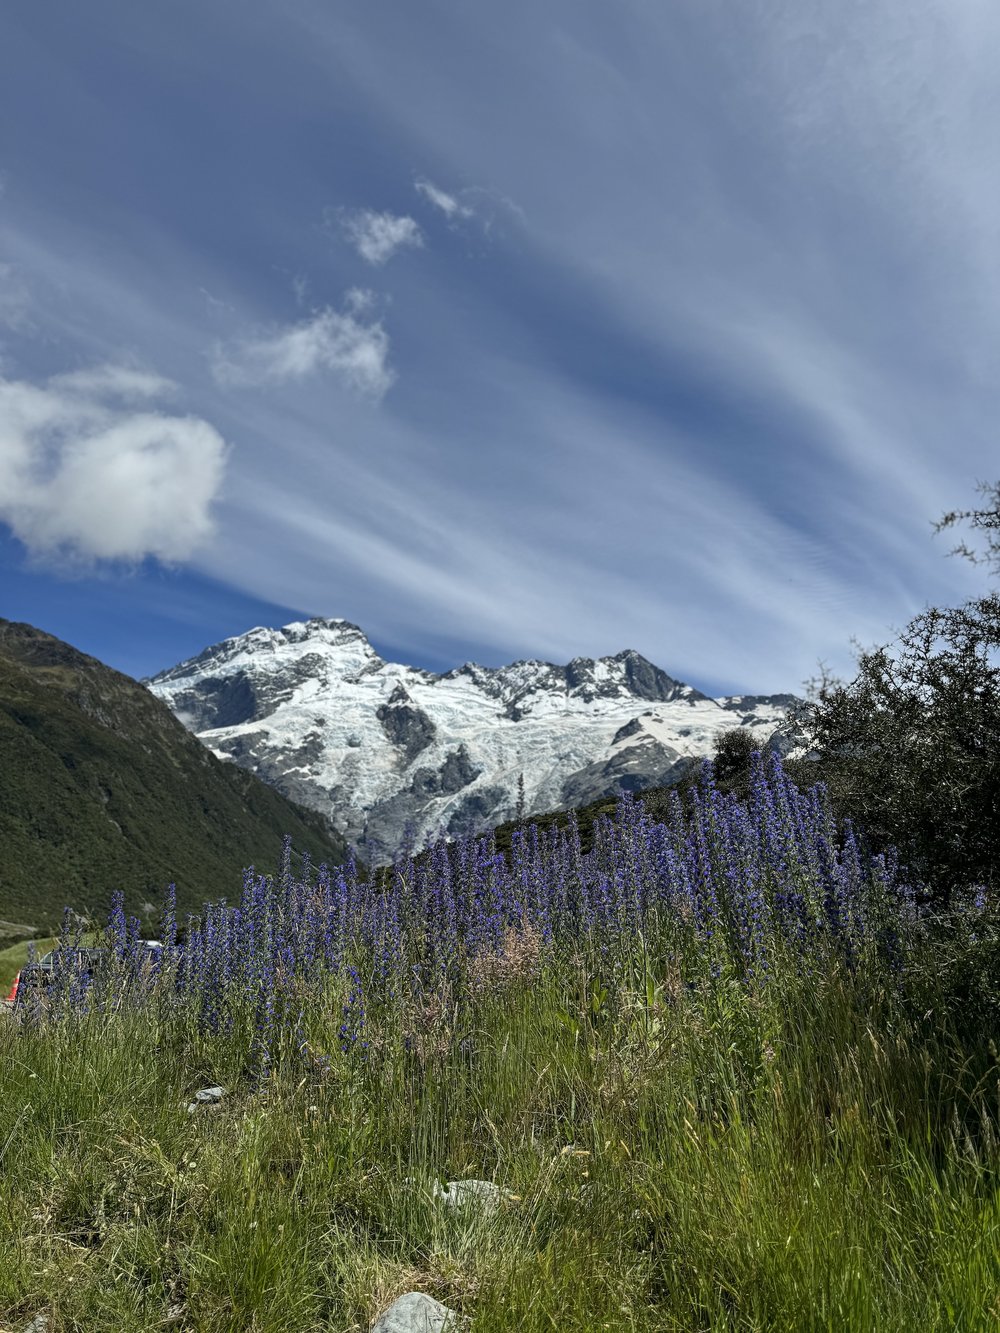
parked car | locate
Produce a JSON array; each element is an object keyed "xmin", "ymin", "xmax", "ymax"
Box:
[
  {"xmin": 13, "ymin": 947, "xmax": 108, "ymax": 1002},
  {"xmin": 10, "ymin": 940, "xmax": 164, "ymax": 1007}
]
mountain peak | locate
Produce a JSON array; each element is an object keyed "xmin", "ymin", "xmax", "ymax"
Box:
[
  {"xmin": 146, "ymin": 616, "xmax": 808, "ymax": 859},
  {"xmin": 146, "ymin": 616, "xmax": 383, "ymax": 689},
  {"xmin": 282, "ymin": 616, "xmax": 366, "ymax": 640}
]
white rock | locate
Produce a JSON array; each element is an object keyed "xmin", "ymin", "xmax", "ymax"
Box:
[
  {"xmin": 431, "ymin": 1178, "xmax": 507, "ymax": 1213},
  {"xmin": 185, "ymin": 1085, "xmax": 227, "ymax": 1113},
  {"xmin": 370, "ymin": 1291, "xmax": 462, "ymax": 1332}
]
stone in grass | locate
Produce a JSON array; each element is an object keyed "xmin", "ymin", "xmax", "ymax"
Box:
[
  {"xmin": 185, "ymin": 1085, "xmax": 226, "ymax": 1114},
  {"xmin": 193, "ymin": 1085, "xmax": 225, "ymax": 1102},
  {"xmin": 431, "ymin": 1178, "xmax": 508, "ymax": 1214},
  {"xmin": 20, "ymin": 1314, "xmax": 50, "ymax": 1333},
  {"xmin": 370, "ymin": 1291, "xmax": 464, "ymax": 1333}
]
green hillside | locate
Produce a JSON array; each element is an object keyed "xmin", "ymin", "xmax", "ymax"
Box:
[{"xmin": 0, "ymin": 618, "xmax": 351, "ymax": 932}]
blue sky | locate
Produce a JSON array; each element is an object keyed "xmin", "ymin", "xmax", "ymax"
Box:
[{"xmin": 1, "ymin": 0, "xmax": 997, "ymax": 697}]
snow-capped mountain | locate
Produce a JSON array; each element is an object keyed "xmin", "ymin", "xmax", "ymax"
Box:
[{"xmin": 144, "ymin": 617, "xmax": 808, "ymax": 861}]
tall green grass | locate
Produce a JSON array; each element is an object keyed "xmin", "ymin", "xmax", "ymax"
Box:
[{"xmin": 1, "ymin": 929, "xmax": 997, "ymax": 1332}]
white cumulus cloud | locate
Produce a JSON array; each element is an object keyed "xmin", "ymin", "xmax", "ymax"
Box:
[
  {"xmin": 339, "ymin": 208, "xmax": 423, "ymax": 265},
  {"xmin": 0, "ymin": 368, "xmax": 229, "ymax": 568},
  {"xmin": 211, "ymin": 303, "xmax": 394, "ymax": 396}
]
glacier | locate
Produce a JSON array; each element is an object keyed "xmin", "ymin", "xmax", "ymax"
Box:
[{"xmin": 144, "ymin": 617, "xmax": 808, "ymax": 862}]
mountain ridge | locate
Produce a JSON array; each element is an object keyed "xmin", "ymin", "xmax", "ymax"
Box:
[{"xmin": 145, "ymin": 616, "xmax": 808, "ymax": 861}]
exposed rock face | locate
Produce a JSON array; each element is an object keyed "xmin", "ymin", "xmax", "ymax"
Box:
[
  {"xmin": 559, "ymin": 744, "xmax": 689, "ymax": 808},
  {"xmin": 612, "ymin": 649, "xmax": 695, "ymax": 702},
  {"xmin": 412, "ymin": 745, "xmax": 481, "ymax": 796},
  {"xmin": 377, "ymin": 685, "xmax": 439, "ymax": 764},
  {"xmin": 145, "ymin": 617, "xmax": 810, "ymax": 863},
  {"xmin": 166, "ymin": 651, "xmax": 333, "ymax": 730}
]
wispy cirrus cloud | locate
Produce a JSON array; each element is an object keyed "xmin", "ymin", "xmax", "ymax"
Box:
[
  {"xmin": 414, "ymin": 177, "xmax": 524, "ymax": 240},
  {"xmin": 210, "ymin": 300, "xmax": 394, "ymax": 396},
  {"xmin": 336, "ymin": 207, "xmax": 423, "ymax": 265},
  {"xmin": 414, "ymin": 178, "xmax": 474, "ymax": 221},
  {"xmin": 0, "ymin": 261, "xmax": 33, "ymax": 339},
  {"xmin": 50, "ymin": 364, "xmax": 176, "ymax": 401},
  {"xmin": 0, "ymin": 365, "xmax": 229, "ymax": 568},
  {"xmin": 2, "ymin": 0, "xmax": 999, "ymax": 696}
]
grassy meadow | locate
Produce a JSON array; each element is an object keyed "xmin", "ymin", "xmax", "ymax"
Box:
[{"xmin": 1, "ymin": 751, "xmax": 997, "ymax": 1332}]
